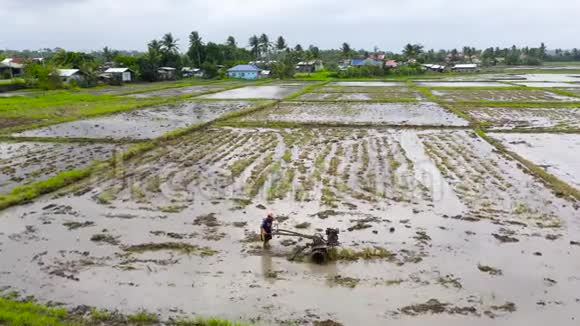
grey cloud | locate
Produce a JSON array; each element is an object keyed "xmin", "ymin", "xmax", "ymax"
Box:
[{"xmin": 1, "ymin": 0, "xmax": 579, "ymax": 51}]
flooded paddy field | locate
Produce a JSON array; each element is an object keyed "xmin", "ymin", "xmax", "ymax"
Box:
[
  {"xmin": 415, "ymin": 81, "xmax": 509, "ymax": 87},
  {"xmin": 0, "ymin": 127, "xmax": 579, "ymax": 325},
  {"xmin": 503, "ymin": 74, "xmax": 580, "ymax": 82},
  {"xmin": 239, "ymin": 102, "xmax": 469, "ymax": 126},
  {"xmin": 328, "ymin": 81, "xmax": 406, "ymax": 87},
  {"xmin": 462, "ymin": 107, "xmax": 580, "ymax": 130},
  {"xmin": 199, "ymin": 85, "xmax": 302, "ymax": 99},
  {"xmin": 513, "ymin": 82, "xmax": 580, "ymax": 88},
  {"xmin": 125, "ymin": 85, "xmax": 228, "ymax": 98},
  {"xmin": 432, "ymin": 89, "xmax": 579, "ymax": 102},
  {"xmin": 489, "ymin": 133, "xmax": 580, "ymax": 189},
  {"xmin": 296, "ymin": 91, "xmax": 424, "ymax": 101},
  {"xmin": 0, "ymin": 141, "xmax": 126, "ymax": 193},
  {"xmin": 14, "ymin": 100, "xmax": 256, "ymax": 140}
]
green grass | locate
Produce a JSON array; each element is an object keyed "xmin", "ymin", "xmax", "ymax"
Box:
[
  {"xmin": 0, "ymin": 168, "xmax": 92, "ymax": 210},
  {"xmin": 0, "ymin": 296, "xmax": 69, "ymax": 326},
  {"xmin": 0, "ymin": 293, "xmax": 250, "ymax": 326}
]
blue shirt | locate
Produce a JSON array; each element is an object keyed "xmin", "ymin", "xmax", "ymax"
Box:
[{"xmin": 261, "ymin": 218, "xmax": 273, "ymax": 234}]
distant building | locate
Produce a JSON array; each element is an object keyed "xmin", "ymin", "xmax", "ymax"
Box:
[
  {"xmin": 423, "ymin": 64, "xmax": 446, "ymax": 72},
  {"xmin": 104, "ymin": 67, "xmax": 134, "ymax": 82},
  {"xmin": 296, "ymin": 60, "xmax": 324, "ymax": 73},
  {"xmin": 0, "ymin": 58, "xmax": 25, "ymax": 78},
  {"xmin": 182, "ymin": 67, "xmax": 203, "ymax": 78},
  {"xmin": 350, "ymin": 58, "xmax": 383, "ymax": 67},
  {"xmin": 56, "ymin": 69, "xmax": 86, "ymax": 84},
  {"xmin": 452, "ymin": 64, "xmax": 478, "ymax": 72},
  {"xmin": 157, "ymin": 67, "xmax": 177, "ymax": 80},
  {"xmin": 227, "ymin": 65, "xmax": 262, "ymax": 80},
  {"xmin": 385, "ymin": 60, "xmax": 398, "ymax": 68}
]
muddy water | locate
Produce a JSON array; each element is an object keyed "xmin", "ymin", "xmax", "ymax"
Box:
[
  {"xmin": 514, "ymin": 82, "xmax": 580, "ymax": 88},
  {"xmin": 0, "ymin": 142, "xmax": 126, "ymax": 193},
  {"xmin": 329, "ymin": 82, "xmax": 406, "ymax": 87},
  {"xmin": 242, "ymin": 102, "xmax": 469, "ymax": 126},
  {"xmin": 415, "ymin": 82, "xmax": 510, "ymax": 87},
  {"xmin": 489, "ymin": 133, "xmax": 580, "ymax": 189},
  {"xmin": 464, "ymin": 107, "xmax": 580, "ymax": 130},
  {"xmin": 13, "ymin": 101, "xmax": 256, "ymax": 140},
  {"xmin": 432, "ymin": 90, "xmax": 579, "ymax": 102},
  {"xmin": 0, "ymin": 128, "xmax": 578, "ymax": 325},
  {"xmin": 126, "ymin": 85, "xmax": 226, "ymax": 98},
  {"xmin": 199, "ymin": 86, "xmax": 302, "ymax": 99},
  {"xmin": 505, "ymin": 74, "xmax": 580, "ymax": 82}
]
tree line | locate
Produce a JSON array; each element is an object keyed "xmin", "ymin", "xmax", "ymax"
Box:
[{"xmin": 1, "ymin": 34, "xmax": 576, "ymax": 88}]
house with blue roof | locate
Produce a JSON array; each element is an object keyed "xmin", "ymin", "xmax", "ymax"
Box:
[
  {"xmin": 350, "ymin": 58, "xmax": 383, "ymax": 67},
  {"xmin": 227, "ymin": 65, "xmax": 262, "ymax": 80}
]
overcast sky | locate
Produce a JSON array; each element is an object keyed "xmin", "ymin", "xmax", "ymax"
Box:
[{"xmin": 1, "ymin": 0, "xmax": 578, "ymax": 52}]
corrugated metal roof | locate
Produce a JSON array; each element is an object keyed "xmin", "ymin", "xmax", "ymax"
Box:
[
  {"xmin": 453, "ymin": 64, "xmax": 478, "ymax": 69},
  {"xmin": 105, "ymin": 68, "xmax": 131, "ymax": 73},
  {"xmin": 57, "ymin": 69, "xmax": 80, "ymax": 77},
  {"xmin": 158, "ymin": 67, "xmax": 176, "ymax": 71},
  {"xmin": 228, "ymin": 65, "xmax": 261, "ymax": 72}
]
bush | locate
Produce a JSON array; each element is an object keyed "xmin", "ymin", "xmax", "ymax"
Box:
[{"xmin": 202, "ymin": 62, "xmax": 218, "ymax": 79}]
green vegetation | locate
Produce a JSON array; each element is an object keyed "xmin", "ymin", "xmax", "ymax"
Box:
[
  {"xmin": 0, "ymin": 294, "xmax": 68, "ymax": 326},
  {"xmin": 123, "ymin": 242, "xmax": 219, "ymax": 256},
  {"xmin": 328, "ymin": 246, "xmax": 396, "ymax": 261},
  {"xmin": 0, "ymin": 292, "xmax": 249, "ymax": 326},
  {"xmin": 0, "ymin": 168, "xmax": 91, "ymax": 210}
]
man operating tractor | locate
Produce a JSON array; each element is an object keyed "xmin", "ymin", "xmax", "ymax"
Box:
[{"xmin": 260, "ymin": 212, "xmax": 275, "ymax": 248}]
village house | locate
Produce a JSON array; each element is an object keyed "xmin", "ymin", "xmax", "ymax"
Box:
[
  {"xmin": 103, "ymin": 67, "xmax": 134, "ymax": 82},
  {"xmin": 350, "ymin": 58, "xmax": 383, "ymax": 67},
  {"xmin": 182, "ymin": 67, "xmax": 203, "ymax": 78},
  {"xmin": 296, "ymin": 60, "xmax": 324, "ymax": 73},
  {"xmin": 423, "ymin": 64, "xmax": 446, "ymax": 72},
  {"xmin": 452, "ymin": 63, "xmax": 478, "ymax": 72},
  {"xmin": 56, "ymin": 69, "xmax": 87, "ymax": 85},
  {"xmin": 227, "ymin": 65, "xmax": 262, "ymax": 80},
  {"xmin": 385, "ymin": 60, "xmax": 398, "ymax": 68},
  {"xmin": 0, "ymin": 58, "xmax": 25, "ymax": 78},
  {"xmin": 157, "ymin": 67, "xmax": 177, "ymax": 80}
]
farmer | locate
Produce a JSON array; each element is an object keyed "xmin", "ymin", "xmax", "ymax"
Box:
[{"xmin": 261, "ymin": 212, "xmax": 275, "ymax": 248}]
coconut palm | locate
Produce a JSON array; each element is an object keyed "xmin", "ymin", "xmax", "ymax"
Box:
[
  {"xmin": 249, "ymin": 35, "xmax": 260, "ymax": 61},
  {"xmin": 161, "ymin": 33, "xmax": 179, "ymax": 54}
]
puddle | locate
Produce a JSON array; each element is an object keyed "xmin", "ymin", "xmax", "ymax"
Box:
[
  {"xmin": 13, "ymin": 101, "xmax": 256, "ymax": 140},
  {"xmin": 489, "ymin": 133, "xmax": 580, "ymax": 189},
  {"xmin": 0, "ymin": 142, "xmax": 126, "ymax": 193},
  {"xmin": 0, "ymin": 127, "xmax": 578, "ymax": 325},
  {"xmin": 328, "ymin": 81, "xmax": 405, "ymax": 87},
  {"xmin": 432, "ymin": 90, "xmax": 579, "ymax": 102},
  {"xmin": 198, "ymin": 86, "xmax": 302, "ymax": 99},
  {"xmin": 415, "ymin": 82, "xmax": 509, "ymax": 87},
  {"xmin": 242, "ymin": 102, "xmax": 469, "ymax": 126},
  {"xmin": 464, "ymin": 107, "xmax": 580, "ymax": 130}
]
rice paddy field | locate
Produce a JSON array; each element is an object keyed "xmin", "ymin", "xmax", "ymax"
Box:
[{"xmin": 0, "ymin": 76, "xmax": 579, "ymax": 326}]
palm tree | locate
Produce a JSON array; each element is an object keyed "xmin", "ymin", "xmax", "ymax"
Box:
[
  {"xmin": 259, "ymin": 33, "xmax": 270, "ymax": 60},
  {"xmin": 403, "ymin": 43, "xmax": 424, "ymax": 59},
  {"xmin": 341, "ymin": 42, "xmax": 352, "ymax": 60},
  {"xmin": 226, "ymin": 36, "xmax": 237, "ymax": 48},
  {"xmin": 249, "ymin": 35, "xmax": 260, "ymax": 61},
  {"xmin": 275, "ymin": 36, "xmax": 287, "ymax": 52},
  {"xmin": 102, "ymin": 46, "xmax": 113, "ymax": 62},
  {"xmin": 161, "ymin": 33, "xmax": 179, "ymax": 54},
  {"xmin": 188, "ymin": 31, "xmax": 204, "ymax": 67}
]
